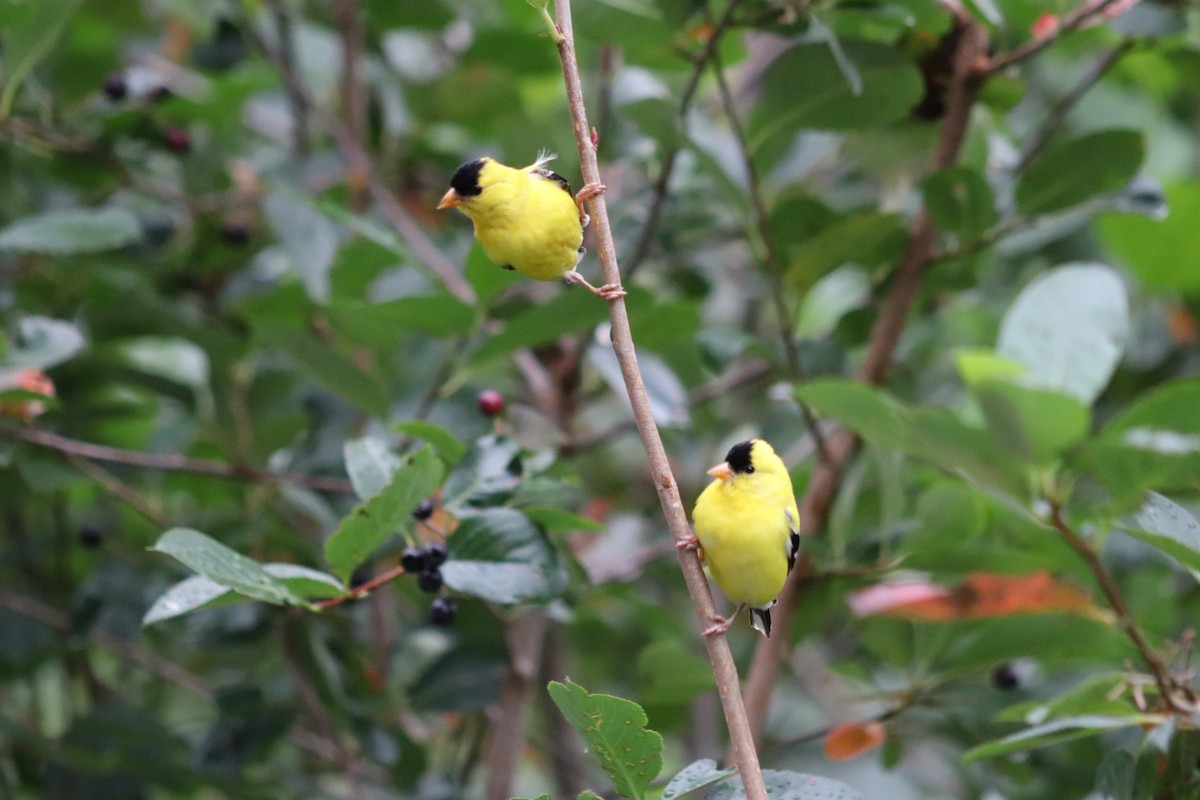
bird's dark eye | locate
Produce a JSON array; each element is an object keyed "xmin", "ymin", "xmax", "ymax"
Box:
[{"xmin": 745, "ymin": 465, "xmax": 755, "ymax": 474}]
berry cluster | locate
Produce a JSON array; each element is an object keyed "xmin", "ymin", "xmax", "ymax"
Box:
[{"xmin": 402, "ymin": 543, "xmax": 456, "ymax": 626}]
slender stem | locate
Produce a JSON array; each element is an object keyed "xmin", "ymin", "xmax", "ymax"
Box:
[
  {"xmin": 623, "ymin": 0, "xmax": 742, "ymax": 277},
  {"xmin": 335, "ymin": 0, "xmax": 368, "ymax": 211},
  {"xmin": 4, "ymin": 425, "xmax": 355, "ymax": 494},
  {"xmin": 740, "ymin": 13, "xmax": 990, "ymax": 745},
  {"xmin": 1015, "ymin": 39, "xmax": 1134, "ymax": 172},
  {"xmin": 1048, "ymin": 504, "xmax": 1178, "ymax": 708},
  {"xmin": 484, "ymin": 612, "xmax": 550, "ymax": 800},
  {"xmin": 314, "ymin": 563, "xmax": 407, "ymax": 609},
  {"xmin": 708, "ymin": 44, "xmax": 828, "ymax": 461},
  {"xmin": 985, "ymin": 0, "xmax": 1131, "ymax": 75},
  {"xmin": 267, "ymin": 0, "xmax": 310, "ymax": 157},
  {"xmin": 550, "ymin": 3, "xmax": 766, "ymax": 797}
]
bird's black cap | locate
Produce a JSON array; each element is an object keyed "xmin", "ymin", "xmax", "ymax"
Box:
[
  {"xmin": 724, "ymin": 440, "xmax": 755, "ymax": 474},
  {"xmin": 449, "ymin": 159, "xmax": 486, "ymax": 197}
]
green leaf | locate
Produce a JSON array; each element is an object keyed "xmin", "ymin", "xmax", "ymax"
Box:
[
  {"xmin": 143, "ymin": 564, "xmax": 345, "ymax": 625},
  {"xmin": 325, "ymin": 295, "xmax": 475, "ymax": 343},
  {"xmin": 786, "ymin": 212, "xmax": 907, "ymax": 290},
  {"xmin": 708, "ymin": 770, "xmax": 865, "ymax": 800},
  {"xmin": 150, "ymin": 529, "xmax": 310, "ymax": 609},
  {"xmin": 469, "ymin": 291, "xmax": 610, "ymax": 366},
  {"xmin": 972, "ymin": 382, "xmax": 1091, "ymax": 464},
  {"xmin": 547, "ymin": 679, "xmax": 663, "ymax": 800},
  {"xmin": 465, "ymin": 242, "xmax": 521, "ymax": 307},
  {"xmin": 258, "ymin": 327, "xmax": 388, "ymax": 416},
  {"xmin": 0, "ymin": 0, "xmax": 84, "ymax": 116},
  {"xmin": 343, "ymin": 437, "xmax": 401, "ymax": 501},
  {"xmin": 662, "ymin": 759, "xmax": 737, "ymax": 800},
  {"xmin": 922, "ymin": 166, "xmax": 998, "ymax": 240},
  {"xmin": 797, "ymin": 380, "xmax": 1029, "ymax": 498},
  {"xmin": 636, "ymin": 640, "xmax": 714, "ymax": 704},
  {"xmin": 264, "ymin": 191, "xmax": 340, "ymax": 302},
  {"xmin": 996, "ymin": 673, "xmax": 1134, "ymax": 723},
  {"xmin": 997, "ymin": 263, "xmax": 1129, "ymax": 404},
  {"xmin": 1103, "ymin": 377, "xmax": 1200, "ymax": 439},
  {"xmin": 8, "ymin": 316, "xmax": 85, "ymax": 368},
  {"xmin": 1120, "ymin": 492, "xmax": 1200, "ymax": 581},
  {"xmin": 751, "ymin": 41, "xmax": 923, "ymax": 145},
  {"xmin": 962, "ymin": 715, "xmax": 1160, "ymax": 763},
  {"xmin": 116, "ymin": 337, "xmax": 210, "ymax": 391},
  {"xmin": 1095, "ymin": 749, "xmax": 1136, "ymax": 800},
  {"xmin": 1097, "ymin": 180, "xmax": 1200, "ymax": 293},
  {"xmin": 0, "ymin": 207, "xmax": 141, "ymax": 254},
  {"xmin": 393, "ymin": 420, "xmax": 468, "ymax": 467},
  {"xmin": 324, "ymin": 448, "xmax": 444, "ymax": 582},
  {"xmin": 522, "ymin": 506, "xmax": 604, "ymax": 533},
  {"xmin": 441, "ymin": 509, "xmax": 568, "ymax": 604},
  {"xmin": 1015, "ymin": 129, "xmax": 1145, "ymax": 215},
  {"xmin": 442, "ymin": 435, "xmax": 524, "ymax": 510}
]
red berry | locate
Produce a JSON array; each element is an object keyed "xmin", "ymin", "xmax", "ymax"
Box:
[
  {"xmin": 164, "ymin": 126, "xmax": 191, "ymax": 154},
  {"xmin": 477, "ymin": 389, "xmax": 505, "ymax": 417}
]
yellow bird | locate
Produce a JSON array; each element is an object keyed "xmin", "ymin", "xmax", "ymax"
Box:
[
  {"xmin": 437, "ymin": 153, "xmax": 625, "ymax": 300},
  {"xmin": 686, "ymin": 439, "xmax": 800, "ymax": 637}
]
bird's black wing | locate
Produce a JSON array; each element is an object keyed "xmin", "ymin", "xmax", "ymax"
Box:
[
  {"xmin": 784, "ymin": 509, "xmax": 800, "ymax": 573},
  {"xmin": 531, "ymin": 168, "xmax": 572, "ymax": 195}
]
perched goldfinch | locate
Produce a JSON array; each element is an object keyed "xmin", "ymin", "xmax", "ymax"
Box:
[
  {"xmin": 437, "ymin": 153, "xmax": 625, "ymax": 300},
  {"xmin": 686, "ymin": 439, "xmax": 800, "ymax": 637}
]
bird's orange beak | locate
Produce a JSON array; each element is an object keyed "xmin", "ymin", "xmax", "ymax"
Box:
[
  {"xmin": 707, "ymin": 462, "xmax": 734, "ymax": 482},
  {"xmin": 437, "ymin": 188, "xmax": 462, "ymax": 210}
]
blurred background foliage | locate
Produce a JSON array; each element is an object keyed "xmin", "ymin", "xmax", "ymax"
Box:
[{"xmin": 1, "ymin": 0, "xmax": 1199, "ymax": 798}]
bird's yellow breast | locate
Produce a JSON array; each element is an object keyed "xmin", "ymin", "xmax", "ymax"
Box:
[
  {"xmin": 692, "ymin": 476, "xmax": 795, "ymax": 607},
  {"xmin": 461, "ymin": 163, "xmax": 582, "ymax": 281}
]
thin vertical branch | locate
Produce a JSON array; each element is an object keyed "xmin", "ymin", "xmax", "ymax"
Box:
[
  {"xmin": 1015, "ymin": 39, "xmax": 1134, "ymax": 172},
  {"xmin": 267, "ymin": 0, "xmax": 310, "ymax": 157},
  {"xmin": 709, "ymin": 45, "xmax": 828, "ymax": 459},
  {"xmin": 623, "ymin": 0, "xmax": 742, "ymax": 278},
  {"xmin": 740, "ymin": 13, "xmax": 990, "ymax": 745},
  {"xmin": 335, "ymin": 0, "xmax": 369, "ymax": 211},
  {"xmin": 484, "ymin": 612, "xmax": 550, "ymax": 800},
  {"xmin": 550, "ymin": 3, "xmax": 767, "ymax": 797}
]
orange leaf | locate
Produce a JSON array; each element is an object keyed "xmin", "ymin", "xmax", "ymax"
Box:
[
  {"xmin": 824, "ymin": 720, "xmax": 886, "ymax": 761},
  {"xmin": 848, "ymin": 572, "xmax": 1106, "ymax": 621}
]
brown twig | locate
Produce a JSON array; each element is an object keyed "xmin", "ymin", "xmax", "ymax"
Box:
[
  {"xmin": 0, "ymin": 586, "xmax": 372, "ymax": 771},
  {"xmin": 314, "ymin": 563, "xmax": 407, "ymax": 609},
  {"xmin": 623, "ymin": 0, "xmax": 743, "ymax": 277},
  {"xmin": 4, "ymin": 425, "xmax": 355, "ymax": 494},
  {"xmin": 1048, "ymin": 504, "xmax": 1181, "ymax": 709},
  {"xmin": 708, "ymin": 44, "xmax": 828, "ymax": 461},
  {"xmin": 550, "ymin": 3, "xmax": 767, "ymax": 797},
  {"xmin": 484, "ymin": 612, "xmax": 550, "ymax": 800},
  {"xmin": 739, "ymin": 13, "xmax": 990, "ymax": 746},
  {"xmin": 241, "ymin": 10, "xmax": 476, "ymax": 305},
  {"xmin": 984, "ymin": 0, "xmax": 1132, "ymax": 75},
  {"xmin": 1014, "ymin": 39, "xmax": 1134, "ymax": 172},
  {"xmin": 335, "ymin": 0, "xmax": 369, "ymax": 211},
  {"xmin": 266, "ymin": 0, "xmax": 311, "ymax": 157}
]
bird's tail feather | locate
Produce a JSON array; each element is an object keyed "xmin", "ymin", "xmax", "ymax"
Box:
[{"xmin": 749, "ymin": 603, "xmax": 775, "ymax": 637}]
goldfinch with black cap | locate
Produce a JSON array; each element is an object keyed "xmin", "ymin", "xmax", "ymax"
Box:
[
  {"xmin": 686, "ymin": 439, "xmax": 800, "ymax": 637},
  {"xmin": 437, "ymin": 153, "xmax": 625, "ymax": 300}
]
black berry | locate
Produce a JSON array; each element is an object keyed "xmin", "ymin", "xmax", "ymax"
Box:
[
  {"xmin": 992, "ymin": 663, "xmax": 1019, "ymax": 690},
  {"xmin": 417, "ymin": 568, "xmax": 443, "ymax": 594},
  {"xmin": 477, "ymin": 389, "xmax": 505, "ymax": 417},
  {"xmin": 425, "ymin": 542, "xmax": 448, "ymax": 567},
  {"xmin": 430, "ymin": 597, "xmax": 457, "ymax": 627},
  {"xmin": 79, "ymin": 526, "xmax": 104, "ymax": 548},
  {"xmin": 221, "ymin": 222, "xmax": 250, "ymax": 245},
  {"xmin": 149, "ymin": 85, "xmax": 173, "ymax": 103},
  {"xmin": 164, "ymin": 126, "xmax": 191, "ymax": 154},
  {"xmin": 103, "ymin": 74, "xmax": 128, "ymax": 101},
  {"xmin": 411, "ymin": 498, "xmax": 435, "ymax": 521},
  {"xmin": 400, "ymin": 547, "xmax": 427, "ymax": 573}
]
